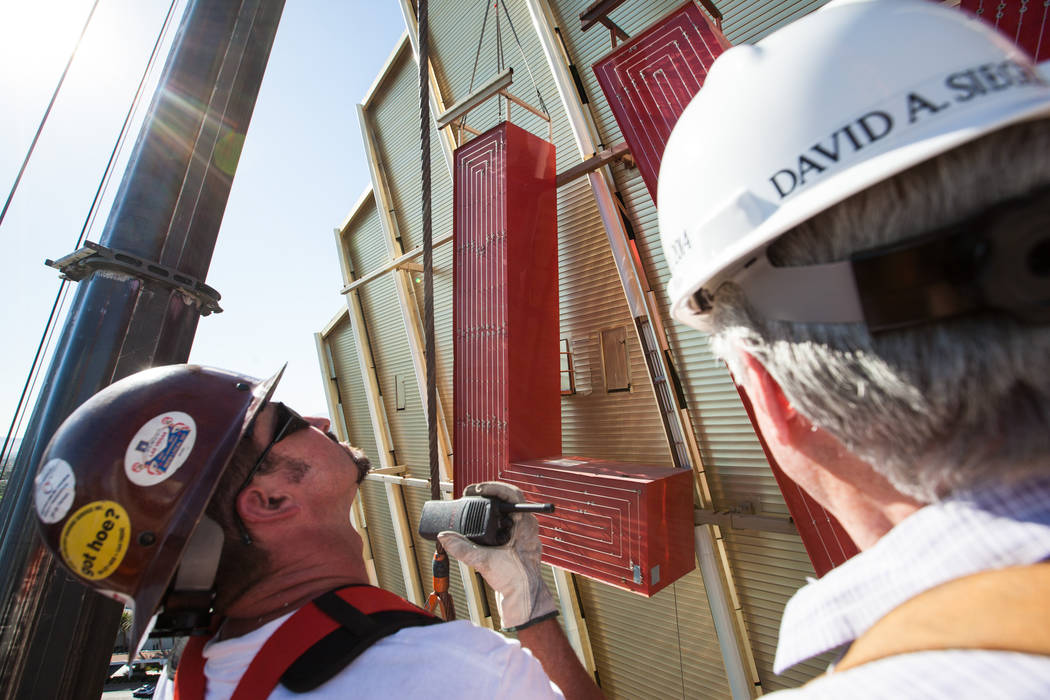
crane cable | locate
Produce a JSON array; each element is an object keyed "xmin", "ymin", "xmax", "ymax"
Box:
[
  {"xmin": 0, "ymin": 0, "xmax": 102, "ymax": 232},
  {"xmin": 0, "ymin": 0, "xmax": 182, "ymax": 482},
  {"xmin": 419, "ymin": 0, "xmax": 456, "ymax": 622},
  {"xmin": 461, "ymin": 0, "xmax": 550, "ymax": 136}
]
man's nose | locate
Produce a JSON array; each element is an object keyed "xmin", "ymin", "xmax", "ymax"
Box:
[{"xmin": 305, "ymin": 416, "xmax": 331, "ymax": 432}]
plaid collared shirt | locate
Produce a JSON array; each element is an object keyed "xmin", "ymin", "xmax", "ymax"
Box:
[{"xmin": 768, "ymin": 474, "xmax": 1050, "ymax": 698}]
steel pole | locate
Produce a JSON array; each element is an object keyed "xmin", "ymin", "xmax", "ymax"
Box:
[{"xmin": 0, "ymin": 1, "xmax": 284, "ymax": 697}]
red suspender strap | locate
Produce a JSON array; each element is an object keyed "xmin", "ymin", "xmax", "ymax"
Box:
[
  {"xmin": 174, "ymin": 586, "xmax": 435, "ymax": 700},
  {"xmin": 173, "ymin": 636, "xmax": 208, "ymax": 700}
]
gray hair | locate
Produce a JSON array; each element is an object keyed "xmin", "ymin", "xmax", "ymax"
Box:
[{"xmin": 709, "ymin": 118, "xmax": 1050, "ymax": 502}]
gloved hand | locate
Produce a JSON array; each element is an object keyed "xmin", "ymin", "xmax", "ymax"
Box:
[{"xmin": 438, "ymin": 481, "xmax": 559, "ymax": 631}]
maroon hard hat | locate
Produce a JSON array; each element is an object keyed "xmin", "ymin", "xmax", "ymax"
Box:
[{"xmin": 33, "ymin": 364, "xmax": 282, "ymax": 655}]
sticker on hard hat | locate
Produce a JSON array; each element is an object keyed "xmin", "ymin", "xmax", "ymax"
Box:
[
  {"xmin": 60, "ymin": 500, "xmax": 130, "ymax": 581},
  {"xmin": 766, "ymin": 59, "xmax": 1043, "ymax": 202},
  {"xmin": 35, "ymin": 458, "xmax": 76, "ymax": 524},
  {"xmin": 124, "ymin": 412, "xmax": 197, "ymax": 487}
]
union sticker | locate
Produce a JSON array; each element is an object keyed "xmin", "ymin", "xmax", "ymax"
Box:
[
  {"xmin": 35, "ymin": 458, "xmax": 76, "ymax": 524},
  {"xmin": 124, "ymin": 411, "xmax": 197, "ymax": 486},
  {"xmin": 60, "ymin": 500, "xmax": 130, "ymax": 581}
]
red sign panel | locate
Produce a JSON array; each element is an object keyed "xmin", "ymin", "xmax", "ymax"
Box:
[
  {"xmin": 505, "ymin": 457, "xmax": 695, "ymax": 596},
  {"xmin": 962, "ymin": 0, "xmax": 1050, "ymax": 61},
  {"xmin": 452, "ymin": 122, "xmax": 560, "ymax": 496},
  {"xmin": 593, "ymin": 2, "xmax": 730, "ymax": 201},
  {"xmin": 452, "ymin": 124, "xmax": 697, "ymax": 595}
]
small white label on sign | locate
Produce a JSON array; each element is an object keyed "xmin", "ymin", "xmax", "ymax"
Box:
[
  {"xmin": 545, "ymin": 458, "xmax": 586, "ymax": 467},
  {"xmin": 35, "ymin": 458, "xmax": 76, "ymax": 524},
  {"xmin": 124, "ymin": 412, "xmax": 197, "ymax": 486}
]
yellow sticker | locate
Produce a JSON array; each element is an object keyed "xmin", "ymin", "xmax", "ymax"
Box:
[{"xmin": 60, "ymin": 501, "xmax": 130, "ymax": 581}]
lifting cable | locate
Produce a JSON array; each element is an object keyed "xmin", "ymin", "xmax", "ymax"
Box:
[
  {"xmin": 461, "ymin": 0, "xmax": 550, "ymax": 135},
  {"xmin": 419, "ymin": 0, "xmax": 455, "ymax": 622},
  {"xmin": 0, "ymin": 0, "xmax": 182, "ymax": 483},
  {"xmin": 0, "ymin": 0, "xmax": 102, "ymax": 232}
]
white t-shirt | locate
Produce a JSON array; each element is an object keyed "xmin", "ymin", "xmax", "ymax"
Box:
[{"xmin": 154, "ymin": 615, "xmax": 564, "ymax": 699}]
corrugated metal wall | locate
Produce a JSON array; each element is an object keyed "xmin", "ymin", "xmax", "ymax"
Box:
[
  {"xmin": 543, "ymin": 0, "xmax": 832, "ymax": 691},
  {"xmin": 719, "ymin": 0, "xmax": 827, "ymax": 44},
  {"xmin": 368, "ymin": 44, "xmax": 457, "ymax": 472},
  {"xmin": 325, "ymin": 311, "xmax": 380, "ymax": 462},
  {"xmin": 723, "ymin": 530, "xmax": 829, "ymax": 687},
  {"xmin": 321, "ymin": 0, "xmax": 845, "ymax": 696},
  {"xmin": 578, "ymin": 570, "xmax": 731, "ymax": 699},
  {"xmin": 359, "ymin": 480, "xmax": 410, "ymax": 599},
  {"xmin": 345, "ymin": 183, "xmax": 392, "ymax": 278},
  {"xmin": 358, "ymin": 276, "xmax": 428, "ymax": 474}
]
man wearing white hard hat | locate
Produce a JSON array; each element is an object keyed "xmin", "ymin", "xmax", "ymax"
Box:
[{"xmin": 659, "ymin": 0, "xmax": 1050, "ymax": 694}]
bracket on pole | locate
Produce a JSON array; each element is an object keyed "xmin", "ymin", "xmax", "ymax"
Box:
[
  {"xmin": 581, "ymin": 0, "xmax": 723, "ymax": 48},
  {"xmin": 436, "ymin": 68, "xmax": 551, "ymax": 144},
  {"xmin": 46, "ymin": 240, "xmax": 223, "ymax": 316},
  {"xmin": 579, "ymin": 0, "xmax": 630, "ymax": 45},
  {"xmin": 555, "ymin": 142, "xmax": 633, "ymax": 188},
  {"xmin": 694, "ymin": 507, "xmax": 797, "ymax": 535},
  {"xmin": 437, "ymin": 69, "xmax": 515, "ymax": 130}
]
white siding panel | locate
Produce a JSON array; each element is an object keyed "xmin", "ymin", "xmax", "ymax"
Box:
[
  {"xmin": 360, "ymin": 479, "xmax": 408, "ymax": 599},
  {"xmin": 325, "ymin": 313, "xmax": 380, "ymax": 462},
  {"xmin": 346, "ymin": 187, "xmax": 391, "ymax": 278},
  {"xmin": 370, "ymin": 41, "xmax": 457, "ymax": 468},
  {"xmin": 720, "ymin": 0, "xmax": 829, "ymax": 44},
  {"xmin": 723, "ymin": 530, "xmax": 835, "ymax": 690},
  {"xmin": 357, "ymin": 275, "xmax": 429, "ymax": 476},
  {"xmin": 577, "ymin": 571, "xmax": 731, "ymax": 699}
]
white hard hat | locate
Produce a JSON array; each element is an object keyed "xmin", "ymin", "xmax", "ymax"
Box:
[{"xmin": 659, "ymin": 0, "xmax": 1050, "ymax": 331}]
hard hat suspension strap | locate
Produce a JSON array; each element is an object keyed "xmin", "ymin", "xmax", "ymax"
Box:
[{"xmin": 731, "ymin": 184, "xmax": 1050, "ymax": 331}]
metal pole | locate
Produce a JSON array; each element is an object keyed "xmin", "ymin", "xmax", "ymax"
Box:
[{"xmin": 0, "ymin": 1, "xmax": 284, "ymax": 697}]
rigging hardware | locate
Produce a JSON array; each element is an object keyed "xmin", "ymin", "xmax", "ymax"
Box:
[{"xmin": 46, "ymin": 241, "xmax": 223, "ymax": 316}]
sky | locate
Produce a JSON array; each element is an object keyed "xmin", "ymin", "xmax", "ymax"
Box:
[{"xmin": 0, "ymin": 0, "xmax": 408, "ymax": 440}]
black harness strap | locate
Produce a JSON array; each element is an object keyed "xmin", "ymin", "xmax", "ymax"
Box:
[{"xmin": 280, "ymin": 588, "xmax": 443, "ymax": 693}]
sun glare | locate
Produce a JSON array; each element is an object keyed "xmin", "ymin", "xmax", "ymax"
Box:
[
  {"xmin": 0, "ymin": 0, "xmax": 178, "ymax": 155},
  {"xmin": 0, "ymin": 2, "xmax": 97, "ymax": 97}
]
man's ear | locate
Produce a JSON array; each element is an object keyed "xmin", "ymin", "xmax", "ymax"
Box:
[
  {"xmin": 737, "ymin": 351, "xmax": 799, "ymax": 445},
  {"xmin": 236, "ymin": 477, "xmax": 301, "ymax": 529}
]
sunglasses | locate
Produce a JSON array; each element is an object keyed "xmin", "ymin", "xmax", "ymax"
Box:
[{"xmin": 234, "ymin": 402, "xmax": 310, "ymax": 545}]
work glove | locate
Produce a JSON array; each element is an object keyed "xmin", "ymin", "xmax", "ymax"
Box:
[{"xmin": 438, "ymin": 481, "xmax": 559, "ymax": 631}]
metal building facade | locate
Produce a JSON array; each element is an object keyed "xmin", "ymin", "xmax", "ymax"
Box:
[{"xmin": 314, "ymin": 1, "xmax": 851, "ymax": 697}]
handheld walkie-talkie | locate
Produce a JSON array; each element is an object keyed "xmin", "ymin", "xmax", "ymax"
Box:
[{"xmin": 418, "ymin": 495, "xmax": 555, "ymax": 546}]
